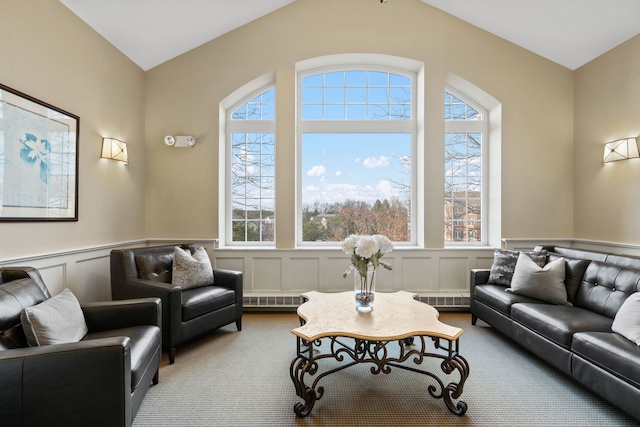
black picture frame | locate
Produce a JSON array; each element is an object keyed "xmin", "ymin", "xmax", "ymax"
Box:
[{"xmin": 0, "ymin": 83, "xmax": 79, "ymax": 221}]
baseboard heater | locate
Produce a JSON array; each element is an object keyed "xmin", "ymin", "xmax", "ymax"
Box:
[{"xmin": 243, "ymin": 293, "xmax": 470, "ymax": 311}]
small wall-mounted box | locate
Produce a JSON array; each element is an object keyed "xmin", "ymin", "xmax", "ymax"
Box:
[{"xmin": 164, "ymin": 135, "xmax": 196, "ymax": 147}]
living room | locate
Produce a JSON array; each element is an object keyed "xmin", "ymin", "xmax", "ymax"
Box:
[{"xmin": 1, "ymin": 0, "xmax": 640, "ymax": 424}]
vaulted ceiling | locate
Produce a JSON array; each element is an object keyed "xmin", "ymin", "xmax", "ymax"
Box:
[{"xmin": 60, "ymin": 0, "xmax": 640, "ymax": 71}]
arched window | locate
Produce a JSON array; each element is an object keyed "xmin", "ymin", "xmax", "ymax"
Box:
[
  {"xmin": 444, "ymin": 90, "xmax": 486, "ymax": 244},
  {"xmin": 298, "ymin": 68, "xmax": 416, "ymax": 244},
  {"xmin": 226, "ymin": 87, "xmax": 275, "ymax": 244}
]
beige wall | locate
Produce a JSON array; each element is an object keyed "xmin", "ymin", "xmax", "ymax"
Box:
[
  {"xmin": 574, "ymin": 34, "xmax": 640, "ymax": 244},
  {"xmin": 144, "ymin": 0, "xmax": 575, "ymax": 248},
  {"xmin": 1, "ymin": 0, "xmax": 581, "ymax": 264},
  {"xmin": 0, "ymin": 0, "xmax": 146, "ymax": 260}
]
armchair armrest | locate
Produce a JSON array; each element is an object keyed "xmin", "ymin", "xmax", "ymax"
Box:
[
  {"xmin": 213, "ymin": 268, "xmax": 243, "ymax": 292},
  {"xmin": 0, "ymin": 337, "xmax": 134, "ymax": 426},
  {"xmin": 82, "ymin": 297, "xmax": 161, "ymax": 333},
  {"xmin": 214, "ymin": 269, "xmax": 243, "ymax": 318}
]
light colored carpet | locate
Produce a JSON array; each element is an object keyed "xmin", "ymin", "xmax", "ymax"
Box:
[{"xmin": 133, "ymin": 312, "xmax": 639, "ymax": 426}]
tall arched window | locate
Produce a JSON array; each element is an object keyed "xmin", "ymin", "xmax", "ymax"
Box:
[
  {"xmin": 226, "ymin": 87, "xmax": 275, "ymax": 244},
  {"xmin": 298, "ymin": 67, "xmax": 416, "ymax": 244},
  {"xmin": 444, "ymin": 90, "xmax": 486, "ymax": 244}
]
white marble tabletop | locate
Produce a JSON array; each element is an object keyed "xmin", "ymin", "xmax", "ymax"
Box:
[{"xmin": 292, "ymin": 290, "xmax": 464, "ymax": 342}]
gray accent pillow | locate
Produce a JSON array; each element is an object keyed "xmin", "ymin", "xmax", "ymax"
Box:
[
  {"xmin": 488, "ymin": 248, "xmax": 547, "ymax": 286},
  {"xmin": 20, "ymin": 288, "xmax": 88, "ymax": 346},
  {"xmin": 612, "ymin": 292, "xmax": 640, "ymax": 345},
  {"xmin": 505, "ymin": 253, "xmax": 571, "ymax": 306},
  {"xmin": 172, "ymin": 246, "xmax": 214, "ymax": 289}
]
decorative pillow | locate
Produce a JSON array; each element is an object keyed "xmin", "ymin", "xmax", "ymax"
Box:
[
  {"xmin": 505, "ymin": 253, "xmax": 571, "ymax": 305},
  {"xmin": 488, "ymin": 248, "xmax": 547, "ymax": 286},
  {"xmin": 20, "ymin": 288, "xmax": 88, "ymax": 346},
  {"xmin": 612, "ymin": 292, "xmax": 640, "ymax": 345},
  {"xmin": 172, "ymin": 246, "xmax": 214, "ymax": 289}
]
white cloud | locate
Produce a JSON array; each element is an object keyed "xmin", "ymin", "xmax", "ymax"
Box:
[
  {"xmin": 375, "ymin": 180, "xmax": 395, "ymax": 199},
  {"xmin": 363, "ymin": 155, "xmax": 389, "ymax": 168},
  {"xmin": 354, "ymin": 157, "xmax": 360, "ymax": 163},
  {"xmin": 335, "ymin": 170, "xmax": 342, "ymax": 177},
  {"xmin": 307, "ymin": 165, "xmax": 326, "ymax": 177}
]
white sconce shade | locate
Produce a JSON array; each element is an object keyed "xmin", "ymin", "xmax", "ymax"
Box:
[
  {"xmin": 101, "ymin": 138, "xmax": 128, "ymax": 163},
  {"xmin": 603, "ymin": 137, "xmax": 639, "ymax": 163}
]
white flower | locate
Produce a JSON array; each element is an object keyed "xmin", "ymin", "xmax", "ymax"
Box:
[
  {"xmin": 373, "ymin": 234, "xmax": 394, "ymax": 255},
  {"xmin": 355, "ymin": 236, "xmax": 378, "ymax": 259},
  {"xmin": 341, "ymin": 234, "xmax": 358, "ymax": 255}
]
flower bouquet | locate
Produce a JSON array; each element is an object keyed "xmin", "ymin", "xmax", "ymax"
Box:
[{"xmin": 341, "ymin": 234, "xmax": 393, "ymax": 311}]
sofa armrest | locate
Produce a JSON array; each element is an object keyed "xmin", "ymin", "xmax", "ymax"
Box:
[
  {"xmin": 470, "ymin": 269, "xmax": 490, "ymax": 285},
  {"xmin": 82, "ymin": 297, "xmax": 161, "ymax": 333},
  {"xmin": 470, "ymin": 269, "xmax": 490, "ymax": 298},
  {"xmin": 0, "ymin": 337, "xmax": 133, "ymax": 426}
]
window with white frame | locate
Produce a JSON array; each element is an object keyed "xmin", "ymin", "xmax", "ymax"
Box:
[
  {"xmin": 444, "ymin": 90, "xmax": 486, "ymax": 244},
  {"xmin": 298, "ymin": 69, "xmax": 415, "ymax": 244},
  {"xmin": 226, "ymin": 88, "xmax": 275, "ymax": 244}
]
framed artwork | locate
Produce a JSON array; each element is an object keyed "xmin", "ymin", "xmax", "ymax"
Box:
[{"xmin": 0, "ymin": 83, "xmax": 79, "ymax": 221}]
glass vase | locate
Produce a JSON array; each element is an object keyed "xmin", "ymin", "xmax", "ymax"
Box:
[{"xmin": 354, "ymin": 265, "xmax": 376, "ymax": 312}]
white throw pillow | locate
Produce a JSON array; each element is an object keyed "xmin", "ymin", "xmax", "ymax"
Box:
[
  {"xmin": 172, "ymin": 246, "xmax": 214, "ymax": 289},
  {"xmin": 612, "ymin": 292, "xmax": 640, "ymax": 345},
  {"xmin": 505, "ymin": 253, "xmax": 571, "ymax": 306},
  {"xmin": 21, "ymin": 288, "xmax": 88, "ymax": 346}
]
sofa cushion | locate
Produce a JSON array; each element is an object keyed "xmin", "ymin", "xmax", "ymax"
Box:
[
  {"xmin": 474, "ymin": 284, "xmax": 547, "ymax": 316},
  {"xmin": 572, "ymin": 331, "xmax": 640, "ymax": 388},
  {"xmin": 488, "ymin": 248, "xmax": 547, "ymax": 286},
  {"xmin": 611, "ymin": 292, "xmax": 640, "ymax": 345},
  {"xmin": 21, "ymin": 288, "xmax": 88, "ymax": 346},
  {"xmin": 511, "ymin": 303, "xmax": 613, "ymax": 349},
  {"xmin": 181, "ymin": 286, "xmax": 236, "ymax": 322},
  {"xmin": 83, "ymin": 325, "xmax": 161, "ymax": 391},
  {"xmin": 506, "ymin": 253, "xmax": 571, "ymax": 306},
  {"xmin": 135, "ymin": 252, "xmax": 173, "ymax": 283},
  {"xmin": 172, "ymin": 246, "xmax": 214, "ymax": 289}
]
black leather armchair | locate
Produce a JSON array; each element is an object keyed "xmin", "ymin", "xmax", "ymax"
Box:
[
  {"xmin": 0, "ymin": 267, "xmax": 162, "ymax": 427},
  {"xmin": 110, "ymin": 244, "xmax": 243, "ymax": 364}
]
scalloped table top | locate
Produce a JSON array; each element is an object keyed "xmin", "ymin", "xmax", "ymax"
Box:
[{"xmin": 292, "ymin": 290, "xmax": 464, "ymax": 342}]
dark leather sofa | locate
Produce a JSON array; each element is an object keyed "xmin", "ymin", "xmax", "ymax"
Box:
[
  {"xmin": 0, "ymin": 267, "xmax": 162, "ymax": 427},
  {"xmin": 110, "ymin": 244, "xmax": 243, "ymax": 364},
  {"xmin": 470, "ymin": 245, "xmax": 640, "ymax": 420}
]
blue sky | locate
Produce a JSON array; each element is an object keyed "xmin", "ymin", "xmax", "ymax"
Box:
[
  {"xmin": 301, "ymin": 132, "xmax": 411, "ymax": 207},
  {"xmin": 300, "ymin": 71, "xmax": 412, "ymax": 208}
]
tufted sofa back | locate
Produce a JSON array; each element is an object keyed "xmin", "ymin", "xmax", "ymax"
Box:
[
  {"xmin": 575, "ymin": 261, "xmax": 640, "ymax": 318},
  {"xmin": 538, "ymin": 246, "xmax": 640, "ymax": 319}
]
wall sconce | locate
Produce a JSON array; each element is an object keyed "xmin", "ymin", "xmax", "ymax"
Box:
[
  {"xmin": 164, "ymin": 135, "xmax": 196, "ymax": 148},
  {"xmin": 101, "ymin": 138, "xmax": 128, "ymax": 163},
  {"xmin": 603, "ymin": 137, "xmax": 639, "ymax": 164}
]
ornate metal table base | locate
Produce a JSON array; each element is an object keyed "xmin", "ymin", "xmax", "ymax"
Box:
[{"xmin": 290, "ymin": 334, "xmax": 469, "ymax": 417}]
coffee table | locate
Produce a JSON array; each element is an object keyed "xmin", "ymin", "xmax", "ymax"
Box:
[{"xmin": 290, "ymin": 290, "xmax": 469, "ymax": 417}]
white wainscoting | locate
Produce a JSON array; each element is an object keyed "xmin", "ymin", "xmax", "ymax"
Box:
[
  {"xmin": 4, "ymin": 238, "xmax": 640, "ymax": 308},
  {"xmin": 214, "ymin": 247, "xmax": 496, "ymax": 309},
  {"xmin": 0, "ymin": 239, "xmax": 217, "ymax": 303}
]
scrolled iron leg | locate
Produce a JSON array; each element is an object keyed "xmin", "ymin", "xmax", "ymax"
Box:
[
  {"xmin": 290, "ymin": 355, "xmax": 323, "ymax": 417},
  {"xmin": 440, "ymin": 354, "xmax": 469, "ymax": 416}
]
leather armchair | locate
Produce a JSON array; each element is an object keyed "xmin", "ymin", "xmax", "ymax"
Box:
[
  {"xmin": 110, "ymin": 244, "xmax": 243, "ymax": 364},
  {"xmin": 0, "ymin": 267, "xmax": 161, "ymax": 427}
]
